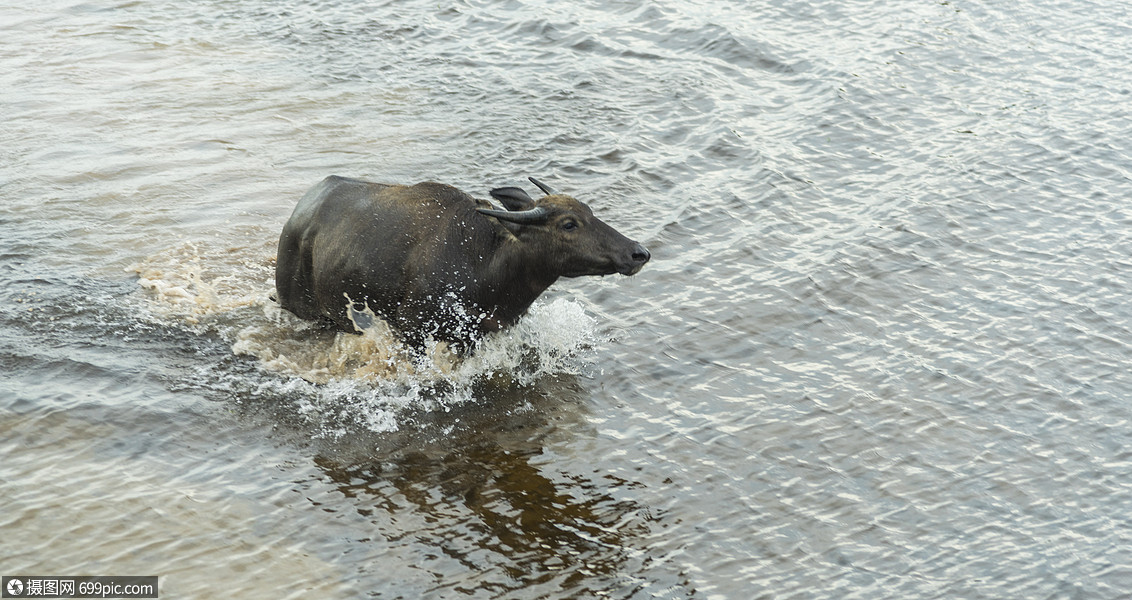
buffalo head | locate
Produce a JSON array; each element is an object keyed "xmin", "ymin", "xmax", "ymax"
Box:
[{"xmin": 477, "ymin": 177, "xmax": 650, "ymax": 278}]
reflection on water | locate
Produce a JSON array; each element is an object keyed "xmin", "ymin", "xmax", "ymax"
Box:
[{"xmin": 311, "ymin": 385, "xmax": 678, "ymax": 598}]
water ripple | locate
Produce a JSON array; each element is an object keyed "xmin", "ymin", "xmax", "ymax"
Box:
[{"xmin": 5, "ymin": 0, "xmax": 1132, "ymax": 597}]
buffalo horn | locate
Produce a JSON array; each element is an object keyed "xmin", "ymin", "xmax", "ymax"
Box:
[
  {"xmin": 528, "ymin": 177, "xmax": 556, "ymax": 196},
  {"xmin": 477, "ymin": 206, "xmax": 551, "ymax": 224}
]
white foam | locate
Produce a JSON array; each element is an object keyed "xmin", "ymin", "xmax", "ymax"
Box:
[{"xmin": 231, "ymin": 296, "xmax": 597, "ymax": 437}]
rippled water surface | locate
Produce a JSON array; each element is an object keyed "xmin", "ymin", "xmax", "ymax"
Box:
[{"xmin": 4, "ymin": 0, "xmax": 1132, "ymax": 597}]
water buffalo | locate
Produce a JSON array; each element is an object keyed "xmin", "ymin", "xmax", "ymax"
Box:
[{"xmin": 275, "ymin": 175, "xmax": 650, "ymax": 349}]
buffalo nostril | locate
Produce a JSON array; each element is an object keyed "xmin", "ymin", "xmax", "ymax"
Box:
[{"xmin": 632, "ymin": 244, "xmax": 651, "ymax": 264}]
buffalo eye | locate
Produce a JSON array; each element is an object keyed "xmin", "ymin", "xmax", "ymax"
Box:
[{"xmin": 561, "ymin": 220, "xmax": 579, "ymax": 231}]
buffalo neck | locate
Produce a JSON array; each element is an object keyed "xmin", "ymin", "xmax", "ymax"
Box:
[{"xmin": 478, "ymin": 234, "xmax": 559, "ymax": 326}]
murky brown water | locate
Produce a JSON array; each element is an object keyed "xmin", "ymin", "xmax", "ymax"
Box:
[{"xmin": 4, "ymin": 0, "xmax": 1132, "ymax": 597}]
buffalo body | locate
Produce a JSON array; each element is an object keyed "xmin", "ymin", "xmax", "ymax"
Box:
[{"xmin": 275, "ymin": 175, "xmax": 649, "ymax": 348}]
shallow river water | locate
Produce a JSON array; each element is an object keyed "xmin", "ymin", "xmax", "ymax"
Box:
[{"xmin": 4, "ymin": 0, "xmax": 1132, "ymax": 598}]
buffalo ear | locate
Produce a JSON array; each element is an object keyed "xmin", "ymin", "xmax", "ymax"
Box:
[{"xmin": 489, "ymin": 187, "xmax": 535, "ymax": 211}]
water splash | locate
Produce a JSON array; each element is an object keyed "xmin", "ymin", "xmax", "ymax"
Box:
[
  {"xmin": 131, "ymin": 240, "xmax": 599, "ymax": 434},
  {"xmin": 132, "ymin": 239, "xmax": 275, "ymax": 325}
]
